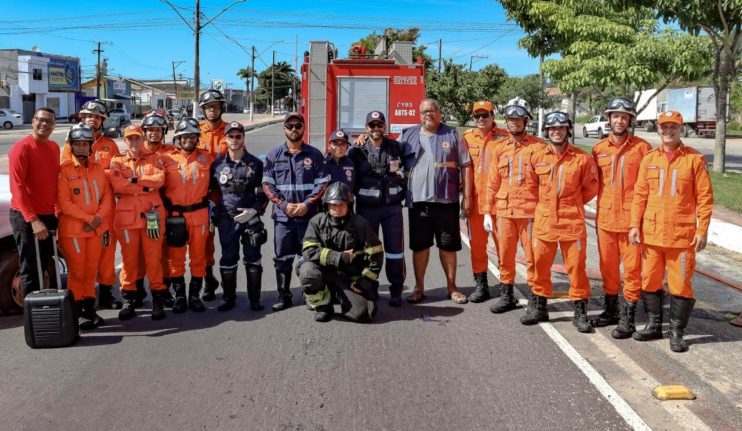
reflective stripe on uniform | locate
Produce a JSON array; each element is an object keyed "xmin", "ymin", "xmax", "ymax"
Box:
[
  {"xmin": 517, "ymin": 154, "xmax": 523, "ymax": 186},
  {"xmin": 92, "ymin": 180, "xmax": 100, "ymax": 203},
  {"xmin": 680, "ymin": 250, "xmax": 686, "ymax": 279},
  {"xmin": 619, "ymin": 155, "xmax": 625, "ymax": 190},
  {"xmin": 508, "ymin": 156, "xmax": 513, "ymax": 185},
  {"xmin": 277, "ymin": 183, "xmax": 315, "ymax": 192},
  {"xmin": 201, "ymin": 224, "xmax": 205, "ymax": 236},
  {"xmin": 576, "ymin": 238, "xmax": 582, "ymax": 252},
  {"xmin": 610, "ymin": 155, "xmax": 616, "ymax": 187},
  {"xmin": 305, "ymin": 286, "xmax": 331, "ymax": 309},
  {"xmin": 180, "ymin": 163, "xmax": 187, "ymax": 184},
  {"xmin": 556, "ymin": 165, "xmax": 564, "ymax": 196},
  {"xmin": 385, "ymin": 252, "xmax": 404, "ymax": 259},
  {"xmin": 302, "ymin": 241, "xmax": 321, "ymax": 250},
  {"xmin": 123, "ymin": 229, "xmax": 130, "ymax": 244},
  {"xmin": 192, "ymin": 166, "xmax": 198, "ymax": 185},
  {"xmin": 670, "ymin": 168, "xmax": 678, "ymax": 197},
  {"xmin": 363, "ymin": 245, "xmax": 383, "ymax": 255},
  {"xmin": 82, "ymin": 179, "xmax": 90, "ymax": 205},
  {"xmin": 658, "ymin": 168, "xmax": 665, "ymax": 196},
  {"xmin": 72, "ymin": 238, "xmax": 80, "ymax": 254},
  {"xmin": 220, "ymin": 263, "xmax": 239, "ymax": 270},
  {"xmin": 314, "ymin": 175, "xmax": 331, "ymax": 185},
  {"xmin": 361, "ymin": 268, "xmax": 378, "ymax": 280},
  {"xmin": 320, "ymin": 248, "xmax": 331, "ymax": 266},
  {"xmin": 262, "ymin": 176, "xmax": 276, "ymax": 184}
]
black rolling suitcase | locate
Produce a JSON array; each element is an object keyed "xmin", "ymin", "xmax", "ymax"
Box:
[{"xmin": 24, "ymin": 231, "xmax": 78, "ymax": 348}]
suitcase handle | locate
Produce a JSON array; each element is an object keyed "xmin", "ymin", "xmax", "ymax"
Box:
[{"xmin": 33, "ymin": 230, "xmax": 64, "ymax": 292}]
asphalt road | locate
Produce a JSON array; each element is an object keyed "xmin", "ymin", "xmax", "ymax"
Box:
[{"xmin": 0, "ymin": 122, "xmax": 740, "ymax": 430}]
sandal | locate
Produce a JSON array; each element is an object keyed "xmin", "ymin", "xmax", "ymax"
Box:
[
  {"xmin": 406, "ymin": 289, "xmax": 426, "ymax": 304},
  {"xmin": 448, "ymin": 291, "xmax": 468, "ymax": 304}
]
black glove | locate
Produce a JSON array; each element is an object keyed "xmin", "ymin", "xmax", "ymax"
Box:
[
  {"xmin": 351, "ymin": 276, "xmax": 378, "ymax": 301},
  {"xmin": 102, "ymin": 230, "xmax": 110, "ymax": 247}
]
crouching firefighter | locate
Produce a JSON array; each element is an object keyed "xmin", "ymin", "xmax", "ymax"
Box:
[
  {"xmin": 210, "ymin": 121, "xmax": 268, "ymax": 311},
  {"xmin": 299, "ymin": 182, "xmax": 384, "ymax": 322},
  {"xmin": 162, "ymin": 118, "xmax": 214, "ymax": 313}
]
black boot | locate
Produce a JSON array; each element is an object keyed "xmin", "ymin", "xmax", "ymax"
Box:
[
  {"xmin": 272, "ymin": 270, "xmax": 293, "ymax": 311},
  {"xmin": 669, "ymin": 296, "xmax": 696, "ymax": 353},
  {"xmin": 490, "ymin": 283, "xmax": 518, "ymax": 314},
  {"xmin": 77, "ymin": 301, "xmax": 95, "ymax": 330},
  {"xmin": 612, "ymin": 301, "xmax": 637, "ymax": 339},
  {"xmin": 246, "ymin": 266, "xmax": 264, "ymax": 311},
  {"xmin": 590, "ymin": 294, "xmax": 619, "ymax": 327},
  {"xmin": 171, "ymin": 277, "xmax": 187, "ymax": 314},
  {"xmin": 217, "ymin": 268, "xmax": 237, "ymax": 312},
  {"xmin": 83, "ymin": 297, "xmax": 104, "ymax": 329},
  {"xmin": 633, "ymin": 291, "xmax": 664, "ymax": 342},
  {"xmin": 388, "ymin": 284, "xmax": 403, "ymax": 307},
  {"xmin": 134, "ymin": 279, "xmax": 147, "ymax": 308},
  {"xmin": 314, "ymin": 304, "xmax": 334, "ymax": 322},
  {"xmin": 118, "ymin": 290, "xmax": 137, "ymax": 321},
  {"xmin": 162, "ymin": 278, "xmax": 175, "ymax": 307},
  {"xmin": 188, "ymin": 277, "xmax": 206, "ymax": 312},
  {"xmin": 468, "ymin": 272, "xmax": 491, "ymax": 303},
  {"xmin": 520, "ymin": 293, "xmax": 549, "ymax": 325},
  {"xmin": 202, "ymin": 266, "xmax": 220, "ymax": 301},
  {"xmin": 151, "ymin": 291, "xmax": 166, "ymax": 321},
  {"xmin": 97, "ymin": 284, "xmax": 122, "ymax": 310},
  {"xmin": 572, "ymin": 300, "xmax": 594, "ymax": 333}
]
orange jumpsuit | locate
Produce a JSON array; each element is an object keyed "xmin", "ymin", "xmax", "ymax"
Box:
[
  {"xmin": 62, "ymin": 135, "xmax": 120, "ymax": 287},
  {"xmin": 109, "ymin": 151, "xmax": 167, "ymax": 293},
  {"xmin": 199, "ymin": 119, "xmax": 227, "ymax": 269},
  {"xmin": 528, "ymin": 144, "xmax": 599, "ymax": 300},
  {"xmin": 462, "ymin": 126, "xmax": 508, "ymax": 272},
  {"xmin": 592, "ymin": 134, "xmax": 652, "ymax": 303},
  {"xmin": 484, "ymin": 134, "xmax": 546, "ymax": 285},
  {"xmin": 630, "ymin": 143, "xmax": 713, "ymax": 298},
  {"xmin": 57, "ymin": 158, "xmax": 114, "ymax": 301},
  {"xmin": 161, "ymin": 148, "xmax": 214, "ymax": 278}
]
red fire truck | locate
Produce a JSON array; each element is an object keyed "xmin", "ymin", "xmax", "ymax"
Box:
[{"xmin": 300, "ymin": 40, "xmax": 427, "ymax": 147}]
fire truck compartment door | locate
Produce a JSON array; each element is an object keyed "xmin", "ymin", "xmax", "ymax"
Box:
[{"xmin": 338, "ymin": 77, "xmax": 388, "ymax": 134}]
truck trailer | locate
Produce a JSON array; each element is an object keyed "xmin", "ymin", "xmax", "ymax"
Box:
[
  {"xmin": 634, "ymin": 86, "xmax": 725, "ymax": 138},
  {"xmin": 300, "ymin": 40, "xmax": 427, "ymax": 148}
]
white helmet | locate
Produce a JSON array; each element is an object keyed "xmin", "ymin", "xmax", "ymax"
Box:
[{"xmin": 504, "ymin": 97, "xmax": 532, "ymax": 119}]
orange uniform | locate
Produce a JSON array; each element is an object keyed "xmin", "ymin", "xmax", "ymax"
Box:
[
  {"xmin": 462, "ymin": 126, "xmax": 508, "ymax": 273},
  {"xmin": 57, "ymin": 158, "xmax": 114, "ymax": 301},
  {"xmin": 528, "ymin": 144, "xmax": 599, "ymax": 300},
  {"xmin": 630, "ymin": 143, "xmax": 713, "ymax": 298},
  {"xmin": 592, "ymin": 134, "xmax": 652, "ymax": 302},
  {"xmin": 161, "ymin": 148, "xmax": 214, "ymax": 278},
  {"xmin": 62, "ymin": 135, "xmax": 120, "ymax": 286},
  {"xmin": 109, "ymin": 151, "xmax": 167, "ymax": 293},
  {"xmin": 199, "ymin": 119, "xmax": 227, "ymax": 269},
  {"xmin": 485, "ymin": 134, "xmax": 546, "ymax": 285}
]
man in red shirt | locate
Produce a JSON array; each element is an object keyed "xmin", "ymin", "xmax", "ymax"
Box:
[{"xmin": 9, "ymin": 107, "xmax": 61, "ymax": 297}]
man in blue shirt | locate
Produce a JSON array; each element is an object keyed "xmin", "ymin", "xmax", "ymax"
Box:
[
  {"xmin": 262, "ymin": 113, "xmax": 330, "ymax": 311},
  {"xmin": 399, "ymin": 99, "xmax": 473, "ymax": 304}
]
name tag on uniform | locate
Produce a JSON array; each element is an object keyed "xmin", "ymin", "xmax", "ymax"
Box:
[{"xmin": 358, "ymin": 188, "xmax": 381, "ymax": 198}]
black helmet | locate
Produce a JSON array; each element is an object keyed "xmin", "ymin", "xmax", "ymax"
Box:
[
  {"xmin": 80, "ymin": 100, "xmax": 109, "ymax": 119},
  {"xmin": 322, "ymin": 182, "xmax": 354, "ymax": 206},
  {"xmin": 199, "ymin": 89, "xmax": 226, "ymax": 108},
  {"xmin": 142, "ymin": 112, "xmax": 169, "ymax": 135},
  {"xmin": 173, "ymin": 117, "xmax": 201, "ymax": 137},
  {"xmin": 605, "ymin": 97, "xmax": 636, "ymax": 118},
  {"xmin": 67, "ymin": 123, "xmax": 95, "ymax": 142}
]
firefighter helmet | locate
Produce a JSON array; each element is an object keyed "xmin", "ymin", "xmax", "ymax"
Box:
[
  {"xmin": 67, "ymin": 123, "xmax": 95, "ymax": 142},
  {"xmin": 322, "ymin": 182, "xmax": 354, "ymax": 206},
  {"xmin": 79, "ymin": 100, "xmax": 109, "ymax": 119},
  {"xmin": 542, "ymin": 111, "xmax": 573, "ymax": 136},
  {"xmin": 503, "ymin": 97, "xmax": 532, "ymax": 119},
  {"xmin": 605, "ymin": 97, "xmax": 636, "ymax": 118},
  {"xmin": 142, "ymin": 111, "xmax": 169, "ymax": 134},
  {"xmin": 199, "ymin": 89, "xmax": 226, "ymax": 108},
  {"xmin": 173, "ymin": 117, "xmax": 202, "ymax": 137}
]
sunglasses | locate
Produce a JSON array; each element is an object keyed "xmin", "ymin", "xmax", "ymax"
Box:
[
  {"xmin": 504, "ymin": 105, "xmax": 528, "ymax": 118},
  {"xmin": 607, "ymin": 97, "xmax": 635, "ymax": 111},
  {"xmin": 284, "ymin": 123, "xmax": 303, "ymax": 130},
  {"xmin": 472, "ymin": 113, "xmax": 491, "ymax": 120},
  {"xmin": 226, "ymin": 134, "xmax": 244, "ymax": 139},
  {"xmin": 367, "ymin": 122, "xmax": 385, "ymax": 129},
  {"xmin": 544, "ymin": 112, "xmax": 570, "ymax": 125}
]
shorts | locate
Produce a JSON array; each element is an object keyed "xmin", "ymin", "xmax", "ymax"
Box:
[{"xmin": 408, "ymin": 202, "xmax": 462, "ymax": 252}]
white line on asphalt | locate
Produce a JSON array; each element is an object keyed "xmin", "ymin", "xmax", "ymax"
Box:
[{"xmin": 460, "ymin": 230, "xmax": 650, "ymax": 431}]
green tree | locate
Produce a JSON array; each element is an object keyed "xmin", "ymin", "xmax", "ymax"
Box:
[
  {"xmin": 351, "ymin": 27, "xmax": 434, "ymax": 68},
  {"xmin": 615, "ymin": 0, "xmax": 741, "ymax": 172},
  {"xmin": 495, "ymin": 74, "xmax": 558, "ymax": 112},
  {"xmin": 254, "ymin": 61, "xmax": 300, "ymax": 110},
  {"xmin": 236, "ymin": 67, "xmax": 256, "ymax": 109}
]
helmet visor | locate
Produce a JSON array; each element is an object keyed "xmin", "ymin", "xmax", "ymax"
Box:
[
  {"xmin": 504, "ymin": 105, "xmax": 529, "ymax": 118},
  {"xmin": 607, "ymin": 97, "xmax": 635, "ymax": 111},
  {"xmin": 143, "ymin": 115, "xmax": 167, "ymax": 128},
  {"xmin": 544, "ymin": 111, "xmax": 570, "ymax": 127}
]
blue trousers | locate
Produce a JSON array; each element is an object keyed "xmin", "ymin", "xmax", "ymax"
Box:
[
  {"xmin": 357, "ymin": 204, "xmax": 406, "ymax": 291},
  {"xmin": 273, "ymin": 219, "xmax": 309, "ymax": 273},
  {"xmin": 217, "ymin": 218, "xmax": 262, "ymax": 270}
]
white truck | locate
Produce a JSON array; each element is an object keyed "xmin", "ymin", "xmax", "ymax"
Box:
[{"xmin": 634, "ymin": 86, "xmax": 724, "ymax": 138}]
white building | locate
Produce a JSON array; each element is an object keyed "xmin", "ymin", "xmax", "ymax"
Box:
[{"xmin": 0, "ymin": 48, "xmax": 81, "ymax": 123}]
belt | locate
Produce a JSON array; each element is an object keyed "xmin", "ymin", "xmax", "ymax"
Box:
[
  {"xmin": 434, "ymin": 162, "xmax": 458, "ymax": 169},
  {"xmin": 164, "ymin": 198, "xmax": 208, "ymax": 214}
]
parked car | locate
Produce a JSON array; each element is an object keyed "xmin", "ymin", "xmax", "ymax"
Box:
[
  {"xmin": 67, "ymin": 112, "xmax": 82, "ymax": 124},
  {"xmin": 103, "ymin": 115, "xmax": 127, "ymax": 138},
  {"xmin": 583, "ymin": 115, "xmax": 610, "ymax": 138},
  {"xmin": 109, "ymin": 108, "xmax": 132, "ymax": 127},
  {"xmin": 0, "ymin": 109, "xmax": 23, "ymax": 129}
]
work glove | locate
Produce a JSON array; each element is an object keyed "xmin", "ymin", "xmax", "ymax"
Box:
[
  {"xmin": 483, "ymin": 214, "xmax": 494, "ymax": 233},
  {"xmin": 102, "ymin": 230, "xmax": 110, "ymax": 247},
  {"xmin": 145, "ymin": 210, "xmax": 161, "ymax": 240},
  {"xmin": 351, "ymin": 276, "xmax": 379, "ymax": 301},
  {"xmin": 233, "ymin": 208, "xmax": 258, "ymax": 224}
]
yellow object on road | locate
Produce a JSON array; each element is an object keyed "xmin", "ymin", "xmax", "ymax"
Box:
[{"xmin": 652, "ymin": 385, "xmax": 696, "ymax": 400}]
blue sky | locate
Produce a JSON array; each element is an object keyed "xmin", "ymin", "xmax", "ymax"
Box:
[{"xmin": 1, "ymin": 0, "xmax": 539, "ymax": 89}]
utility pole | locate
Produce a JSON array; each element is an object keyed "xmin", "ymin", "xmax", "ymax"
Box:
[
  {"xmin": 93, "ymin": 41, "xmax": 111, "ymax": 98},
  {"xmin": 438, "ymin": 39, "xmax": 442, "ymax": 74},
  {"xmin": 250, "ymin": 46, "xmax": 255, "ymax": 122},
  {"xmin": 271, "ymin": 50, "xmax": 275, "ymax": 117},
  {"xmin": 193, "ymin": 0, "xmax": 201, "ymax": 116},
  {"xmin": 172, "ymin": 60, "xmax": 185, "ymax": 110},
  {"xmin": 469, "ymin": 55, "xmax": 488, "ymax": 71},
  {"xmin": 293, "ymin": 34, "xmax": 298, "ymax": 112}
]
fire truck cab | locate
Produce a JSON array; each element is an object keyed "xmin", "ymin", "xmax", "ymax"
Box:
[{"xmin": 300, "ymin": 40, "xmax": 427, "ymax": 147}]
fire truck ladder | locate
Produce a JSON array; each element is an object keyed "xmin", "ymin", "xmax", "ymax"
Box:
[{"xmin": 308, "ymin": 41, "xmax": 330, "ymax": 147}]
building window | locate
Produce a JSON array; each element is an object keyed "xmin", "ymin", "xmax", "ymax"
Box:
[{"xmin": 32, "ymin": 68, "xmax": 42, "ymax": 80}]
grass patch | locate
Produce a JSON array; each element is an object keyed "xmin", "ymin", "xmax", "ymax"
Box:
[{"xmin": 709, "ymin": 171, "xmax": 742, "ymax": 213}]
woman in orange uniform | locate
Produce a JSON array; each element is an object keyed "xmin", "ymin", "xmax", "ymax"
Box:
[{"xmin": 57, "ymin": 124, "xmax": 114, "ymax": 329}]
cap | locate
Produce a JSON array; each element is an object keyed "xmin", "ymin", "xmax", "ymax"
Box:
[
  {"xmin": 472, "ymin": 100, "xmax": 494, "ymax": 113},
  {"xmin": 124, "ymin": 125, "xmax": 143, "ymax": 138},
  {"xmin": 284, "ymin": 112, "xmax": 305, "ymax": 124},
  {"xmin": 365, "ymin": 111, "xmax": 386, "ymax": 124},
  {"xmin": 225, "ymin": 121, "xmax": 245, "ymax": 135},
  {"xmin": 329, "ymin": 129, "xmax": 350, "ymax": 144},
  {"xmin": 658, "ymin": 111, "xmax": 683, "ymax": 125}
]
